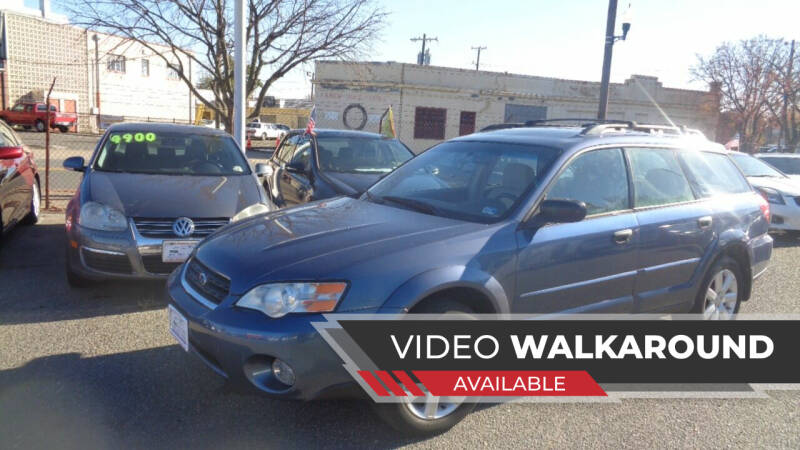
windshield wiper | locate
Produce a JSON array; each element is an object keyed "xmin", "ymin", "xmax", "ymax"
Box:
[{"xmin": 379, "ymin": 195, "xmax": 440, "ymax": 216}]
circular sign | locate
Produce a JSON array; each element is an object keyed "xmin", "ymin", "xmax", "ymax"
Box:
[{"xmin": 343, "ymin": 104, "xmax": 368, "ymax": 130}]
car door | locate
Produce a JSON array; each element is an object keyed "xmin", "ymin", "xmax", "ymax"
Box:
[
  {"xmin": 625, "ymin": 147, "xmax": 714, "ymax": 312},
  {"xmin": 279, "ymin": 136, "xmax": 313, "ymax": 206},
  {"xmin": 5, "ymin": 104, "xmax": 25, "ymax": 125},
  {"xmin": 266, "ymin": 133, "xmax": 298, "ymax": 205},
  {"xmin": 515, "ymin": 147, "xmax": 639, "ymax": 314},
  {"xmin": 0, "ymin": 121, "xmax": 27, "ymax": 227}
]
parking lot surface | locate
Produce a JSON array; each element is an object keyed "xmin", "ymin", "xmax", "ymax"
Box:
[{"xmin": 1, "ymin": 214, "xmax": 799, "ymax": 449}]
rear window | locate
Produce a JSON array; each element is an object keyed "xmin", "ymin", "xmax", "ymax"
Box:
[
  {"xmin": 758, "ymin": 156, "xmax": 800, "ymax": 175},
  {"xmin": 679, "ymin": 151, "xmax": 751, "ymax": 197},
  {"xmin": 626, "ymin": 147, "xmax": 694, "ymax": 207}
]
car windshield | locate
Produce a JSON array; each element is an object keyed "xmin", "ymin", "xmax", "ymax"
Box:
[
  {"xmin": 730, "ymin": 153, "xmax": 785, "ymax": 178},
  {"xmin": 366, "ymin": 140, "xmax": 562, "ymax": 223},
  {"xmin": 316, "ymin": 136, "xmax": 413, "ymax": 174},
  {"xmin": 93, "ymin": 130, "xmax": 250, "ymax": 175},
  {"xmin": 758, "ymin": 156, "xmax": 800, "ymax": 175}
]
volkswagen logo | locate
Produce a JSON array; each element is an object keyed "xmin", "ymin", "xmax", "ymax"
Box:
[
  {"xmin": 172, "ymin": 217, "xmax": 195, "ymax": 237},
  {"xmin": 197, "ymin": 272, "xmax": 208, "ymax": 286}
]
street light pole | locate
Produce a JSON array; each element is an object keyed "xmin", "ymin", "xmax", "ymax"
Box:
[
  {"xmin": 233, "ymin": 0, "xmax": 246, "ymax": 150},
  {"xmin": 597, "ymin": 0, "xmax": 618, "ymax": 120}
]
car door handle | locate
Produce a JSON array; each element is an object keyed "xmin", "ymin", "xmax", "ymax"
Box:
[
  {"xmin": 698, "ymin": 216, "xmax": 713, "ymax": 229},
  {"xmin": 613, "ymin": 228, "xmax": 634, "ymax": 244}
]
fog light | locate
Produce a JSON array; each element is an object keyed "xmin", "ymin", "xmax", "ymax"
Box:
[{"xmin": 272, "ymin": 358, "xmax": 295, "ymax": 386}]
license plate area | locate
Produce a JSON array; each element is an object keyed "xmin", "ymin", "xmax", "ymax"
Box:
[
  {"xmin": 168, "ymin": 304, "xmax": 189, "ymax": 352},
  {"xmin": 162, "ymin": 240, "xmax": 199, "ymax": 263}
]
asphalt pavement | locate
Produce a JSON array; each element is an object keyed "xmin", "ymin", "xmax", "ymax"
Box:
[{"xmin": 0, "ymin": 214, "xmax": 798, "ymax": 449}]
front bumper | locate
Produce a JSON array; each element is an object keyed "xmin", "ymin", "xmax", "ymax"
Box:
[
  {"xmin": 167, "ymin": 265, "xmax": 368, "ymax": 400},
  {"xmin": 66, "ymin": 221, "xmax": 199, "ymax": 280}
]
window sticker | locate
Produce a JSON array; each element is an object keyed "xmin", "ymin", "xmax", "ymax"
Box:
[{"xmin": 109, "ymin": 132, "xmax": 158, "ymax": 145}]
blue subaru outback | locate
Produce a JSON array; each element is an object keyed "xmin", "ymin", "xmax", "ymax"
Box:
[{"xmin": 167, "ymin": 121, "xmax": 772, "ymax": 435}]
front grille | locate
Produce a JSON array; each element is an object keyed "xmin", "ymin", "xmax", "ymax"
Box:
[
  {"xmin": 141, "ymin": 254, "xmax": 181, "ymax": 275},
  {"xmin": 82, "ymin": 248, "xmax": 133, "ymax": 274},
  {"xmin": 185, "ymin": 258, "xmax": 230, "ymax": 305},
  {"xmin": 133, "ymin": 217, "xmax": 229, "ymax": 238}
]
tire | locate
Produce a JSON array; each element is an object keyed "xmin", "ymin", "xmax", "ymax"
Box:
[
  {"xmin": 692, "ymin": 255, "xmax": 743, "ymax": 319},
  {"xmin": 22, "ymin": 125, "xmax": 32, "ymax": 130},
  {"xmin": 58, "ymin": 125, "xmax": 69, "ymax": 133},
  {"xmin": 21, "ymin": 180, "xmax": 40, "ymax": 225},
  {"xmin": 372, "ymin": 299, "xmax": 477, "ymax": 436},
  {"xmin": 35, "ymin": 120, "xmax": 45, "ymax": 132}
]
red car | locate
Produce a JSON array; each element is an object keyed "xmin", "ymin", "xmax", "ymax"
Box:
[
  {"xmin": 0, "ymin": 102, "xmax": 77, "ymax": 133},
  {"xmin": 0, "ymin": 119, "xmax": 40, "ymax": 244}
]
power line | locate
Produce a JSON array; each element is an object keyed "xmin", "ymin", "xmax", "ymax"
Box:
[
  {"xmin": 410, "ymin": 34, "xmax": 437, "ymax": 65},
  {"xmin": 471, "ymin": 45, "xmax": 486, "ymax": 70}
]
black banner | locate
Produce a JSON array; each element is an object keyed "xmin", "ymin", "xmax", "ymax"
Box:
[{"xmin": 338, "ymin": 320, "xmax": 800, "ymax": 383}]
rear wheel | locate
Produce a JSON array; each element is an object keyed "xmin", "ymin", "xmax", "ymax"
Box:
[
  {"xmin": 693, "ymin": 256, "xmax": 743, "ymax": 319},
  {"xmin": 372, "ymin": 299, "xmax": 477, "ymax": 436},
  {"xmin": 35, "ymin": 120, "xmax": 45, "ymax": 132},
  {"xmin": 21, "ymin": 180, "xmax": 40, "ymax": 225}
]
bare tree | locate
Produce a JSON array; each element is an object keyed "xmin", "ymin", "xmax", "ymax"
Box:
[
  {"xmin": 67, "ymin": 0, "xmax": 386, "ymax": 131},
  {"xmin": 693, "ymin": 36, "xmax": 783, "ymax": 152},
  {"xmin": 763, "ymin": 39, "xmax": 800, "ymax": 150}
]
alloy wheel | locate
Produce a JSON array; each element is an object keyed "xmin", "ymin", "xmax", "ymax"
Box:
[
  {"xmin": 403, "ymin": 393, "xmax": 463, "ymax": 420},
  {"xmin": 703, "ymin": 268, "xmax": 738, "ymax": 319}
]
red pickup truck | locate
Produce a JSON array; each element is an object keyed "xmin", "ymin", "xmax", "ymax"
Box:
[{"xmin": 0, "ymin": 102, "xmax": 77, "ymax": 133}]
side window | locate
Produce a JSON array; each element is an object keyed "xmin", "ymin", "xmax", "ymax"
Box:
[
  {"xmin": 678, "ymin": 151, "xmax": 750, "ymax": 197},
  {"xmin": 290, "ymin": 145, "xmax": 311, "ymax": 172},
  {"xmin": 24, "ymin": 105, "xmax": 33, "ymax": 112},
  {"xmin": 275, "ymin": 134, "xmax": 298, "ymax": 162},
  {"xmin": 36, "ymin": 104, "xmax": 47, "ymax": 111},
  {"xmin": 626, "ymin": 148, "xmax": 694, "ymax": 207},
  {"xmin": 547, "ymin": 148, "xmax": 630, "ymax": 216},
  {"xmin": 11, "ymin": 104, "xmax": 24, "ymax": 112}
]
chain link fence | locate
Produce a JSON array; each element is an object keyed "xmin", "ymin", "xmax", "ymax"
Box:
[{"xmin": 12, "ymin": 113, "xmax": 276, "ymax": 210}]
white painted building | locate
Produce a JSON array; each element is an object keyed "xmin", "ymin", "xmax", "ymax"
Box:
[
  {"xmin": 89, "ymin": 33, "xmax": 194, "ymax": 127},
  {"xmin": 313, "ymin": 61, "xmax": 720, "ymax": 153}
]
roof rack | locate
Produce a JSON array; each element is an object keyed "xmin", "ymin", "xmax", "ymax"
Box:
[{"xmin": 478, "ymin": 118, "xmax": 707, "ymax": 140}]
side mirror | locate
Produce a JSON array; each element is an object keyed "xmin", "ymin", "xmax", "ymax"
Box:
[
  {"xmin": 63, "ymin": 156, "xmax": 86, "ymax": 172},
  {"xmin": 0, "ymin": 146, "xmax": 23, "ymax": 160},
  {"xmin": 285, "ymin": 161, "xmax": 306, "ymax": 174},
  {"xmin": 537, "ymin": 199, "xmax": 587, "ymax": 224},
  {"xmin": 254, "ymin": 163, "xmax": 271, "ymax": 177}
]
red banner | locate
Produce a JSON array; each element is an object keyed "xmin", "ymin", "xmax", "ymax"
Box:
[{"xmin": 413, "ymin": 370, "xmax": 606, "ymax": 396}]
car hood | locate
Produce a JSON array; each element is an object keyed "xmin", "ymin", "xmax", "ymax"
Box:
[
  {"xmin": 746, "ymin": 176, "xmax": 800, "ymax": 196},
  {"xmin": 194, "ymin": 197, "xmax": 480, "ymax": 295},
  {"xmin": 85, "ymin": 171, "xmax": 263, "ymax": 218},
  {"xmin": 320, "ymin": 171, "xmax": 384, "ymax": 195}
]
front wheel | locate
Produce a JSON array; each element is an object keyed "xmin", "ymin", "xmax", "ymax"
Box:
[
  {"xmin": 372, "ymin": 299, "xmax": 477, "ymax": 436},
  {"xmin": 693, "ymin": 256, "xmax": 743, "ymax": 319},
  {"xmin": 35, "ymin": 120, "xmax": 45, "ymax": 132},
  {"xmin": 21, "ymin": 180, "xmax": 40, "ymax": 225}
]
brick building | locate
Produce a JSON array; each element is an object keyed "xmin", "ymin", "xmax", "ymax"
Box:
[{"xmin": 314, "ymin": 61, "xmax": 721, "ymax": 153}]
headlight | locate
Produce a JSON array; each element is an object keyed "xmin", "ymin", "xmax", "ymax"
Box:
[
  {"xmin": 756, "ymin": 187, "xmax": 785, "ymax": 205},
  {"xmin": 236, "ymin": 282, "xmax": 347, "ymax": 318},
  {"xmin": 78, "ymin": 201, "xmax": 128, "ymax": 231},
  {"xmin": 231, "ymin": 203, "xmax": 273, "ymax": 222}
]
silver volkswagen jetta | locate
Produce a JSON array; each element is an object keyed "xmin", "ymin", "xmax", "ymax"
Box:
[{"xmin": 63, "ymin": 123, "xmax": 273, "ymax": 286}]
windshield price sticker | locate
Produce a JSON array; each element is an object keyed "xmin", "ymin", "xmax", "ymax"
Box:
[{"xmin": 110, "ymin": 132, "xmax": 157, "ymax": 145}]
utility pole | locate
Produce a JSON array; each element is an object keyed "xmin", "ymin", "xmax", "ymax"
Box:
[
  {"xmin": 411, "ymin": 34, "xmax": 437, "ymax": 65},
  {"xmin": 471, "ymin": 46, "xmax": 487, "ymax": 70},
  {"xmin": 597, "ymin": 0, "xmax": 618, "ymax": 120},
  {"xmin": 92, "ymin": 34, "xmax": 100, "ymax": 131},
  {"xmin": 233, "ymin": 0, "xmax": 246, "ymax": 150}
]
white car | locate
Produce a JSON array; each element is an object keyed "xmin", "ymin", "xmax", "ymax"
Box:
[
  {"xmin": 729, "ymin": 152, "xmax": 800, "ymax": 232},
  {"xmin": 246, "ymin": 122, "xmax": 286, "ymax": 140},
  {"xmin": 755, "ymin": 153, "xmax": 800, "ymax": 181}
]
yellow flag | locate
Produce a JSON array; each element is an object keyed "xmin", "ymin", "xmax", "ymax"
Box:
[{"xmin": 380, "ymin": 106, "xmax": 396, "ymax": 138}]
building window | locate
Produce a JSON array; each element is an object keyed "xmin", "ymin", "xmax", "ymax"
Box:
[
  {"xmin": 141, "ymin": 59, "xmax": 150, "ymax": 77},
  {"xmin": 166, "ymin": 66, "xmax": 179, "ymax": 80},
  {"xmin": 107, "ymin": 55, "xmax": 126, "ymax": 73},
  {"xmin": 459, "ymin": 111, "xmax": 476, "ymax": 136},
  {"xmin": 414, "ymin": 107, "xmax": 446, "ymax": 140}
]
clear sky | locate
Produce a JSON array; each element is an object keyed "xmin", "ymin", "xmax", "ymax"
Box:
[
  {"xmin": 49, "ymin": 0, "xmax": 800, "ymax": 99},
  {"xmin": 270, "ymin": 0, "xmax": 800, "ymax": 98}
]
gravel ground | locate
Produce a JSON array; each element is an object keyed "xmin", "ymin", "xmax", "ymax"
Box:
[{"xmin": 0, "ymin": 213, "xmax": 798, "ymax": 449}]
